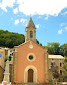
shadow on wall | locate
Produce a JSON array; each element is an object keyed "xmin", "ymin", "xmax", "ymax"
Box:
[{"xmin": 0, "ymin": 66, "xmax": 4, "ymax": 83}]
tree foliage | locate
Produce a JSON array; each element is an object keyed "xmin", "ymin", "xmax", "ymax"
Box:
[
  {"xmin": 62, "ymin": 57, "xmax": 67, "ymax": 75},
  {"xmin": 36, "ymin": 39, "xmax": 42, "ymax": 46},
  {"xmin": 43, "ymin": 42, "xmax": 61, "ymax": 55},
  {"xmin": 53, "ymin": 70, "xmax": 59, "ymax": 79},
  {"xmin": 0, "ymin": 30, "xmax": 25, "ymax": 48},
  {"xmin": 61, "ymin": 44, "xmax": 67, "ymax": 56},
  {"xmin": 0, "ymin": 30, "xmax": 42, "ymax": 48},
  {"xmin": 43, "ymin": 42, "xmax": 67, "ymax": 56},
  {"xmin": 5, "ymin": 55, "xmax": 9, "ymax": 62}
]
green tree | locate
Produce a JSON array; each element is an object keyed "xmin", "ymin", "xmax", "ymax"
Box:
[
  {"xmin": 0, "ymin": 30, "xmax": 43, "ymax": 48},
  {"xmin": 43, "ymin": 42, "xmax": 60, "ymax": 55},
  {"xmin": 53, "ymin": 70, "xmax": 59, "ymax": 85},
  {"xmin": 36, "ymin": 39, "xmax": 43, "ymax": 46},
  {"xmin": 0, "ymin": 30, "xmax": 25, "ymax": 48},
  {"xmin": 62, "ymin": 57, "xmax": 67, "ymax": 75},
  {"xmin": 5, "ymin": 55, "xmax": 9, "ymax": 62},
  {"xmin": 61, "ymin": 44, "xmax": 67, "ymax": 56},
  {"xmin": 36, "ymin": 39, "xmax": 39, "ymax": 44},
  {"xmin": 40, "ymin": 43, "xmax": 42, "ymax": 46}
]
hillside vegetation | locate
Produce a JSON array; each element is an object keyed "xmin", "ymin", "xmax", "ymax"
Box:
[
  {"xmin": 0, "ymin": 30, "xmax": 41, "ymax": 48},
  {"xmin": 43, "ymin": 42, "xmax": 67, "ymax": 57},
  {"xmin": 0, "ymin": 30, "xmax": 25, "ymax": 48}
]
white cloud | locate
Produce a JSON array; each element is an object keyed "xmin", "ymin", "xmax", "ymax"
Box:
[
  {"xmin": 60, "ymin": 23, "xmax": 65, "ymax": 27},
  {"xmin": 13, "ymin": 8, "xmax": 18, "ymax": 14},
  {"xmin": 35, "ymin": 24, "xmax": 40, "ymax": 28},
  {"xmin": 17, "ymin": 0, "xmax": 24, "ymax": 4},
  {"xmin": 14, "ymin": 19, "xmax": 19, "ymax": 25},
  {"xmin": 64, "ymin": 12, "xmax": 67, "ymax": 14},
  {"xmin": 61, "ymin": 11, "xmax": 67, "ymax": 15},
  {"xmin": 58, "ymin": 29, "xmax": 63, "ymax": 34},
  {"xmin": 45, "ymin": 15, "xmax": 49, "ymax": 20},
  {"xmin": 37, "ymin": 16, "xmax": 41, "ymax": 19},
  {"xmin": 17, "ymin": 0, "xmax": 67, "ymax": 16},
  {"xmin": 14, "ymin": 18, "xmax": 27, "ymax": 25},
  {"xmin": 0, "ymin": 0, "xmax": 67, "ymax": 16},
  {"xmin": 65, "ymin": 27, "xmax": 67, "ymax": 30},
  {"xmin": 20, "ymin": 18, "xmax": 27, "ymax": 24},
  {"xmin": 0, "ymin": 0, "xmax": 15, "ymax": 12}
]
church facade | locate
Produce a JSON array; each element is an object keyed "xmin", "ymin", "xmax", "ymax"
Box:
[{"xmin": 12, "ymin": 18, "xmax": 49, "ymax": 84}]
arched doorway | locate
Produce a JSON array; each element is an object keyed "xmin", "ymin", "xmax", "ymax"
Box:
[
  {"xmin": 28, "ymin": 69, "xmax": 34, "ymax": 82},
  {"xmin": 24, "ymin": 65, "xmax": 37, "ymax": 83}
]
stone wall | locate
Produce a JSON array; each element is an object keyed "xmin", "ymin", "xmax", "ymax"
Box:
[
  {"xmin": 0, "ymin": 66, "xmax": 4, "ymax": 83},
  {"xmin": 9, "ymin": 64, "xmax": 12, "ymax": 83},
  {"xmin": 45, "ymin": 49, "xmax": 49, "ymax": 83}
]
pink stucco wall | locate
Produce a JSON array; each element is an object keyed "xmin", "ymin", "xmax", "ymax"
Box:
[{"xmin": 16, "ymin": 41, "xmax": 45, "ymax": 83}]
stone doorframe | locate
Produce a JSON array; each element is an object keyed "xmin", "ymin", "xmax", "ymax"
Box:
[{"xmin": 24, "ymin": 65, "xmax": 37, "ymax": 83}]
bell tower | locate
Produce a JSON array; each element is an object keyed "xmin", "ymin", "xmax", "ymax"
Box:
[{"xmin": 25, "ymin": 17, "xmax": 36, "ymax": 43}]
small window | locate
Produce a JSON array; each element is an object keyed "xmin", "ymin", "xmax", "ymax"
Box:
[
  {"xmin": 30, "ymin": 31, "xmax": 33, "ymax": 38},
  {"xmin": 60, "ymin": 62, "xmax": 62, "ymax": 67},
  {"xmin": 0, "ymin": 54, "xmax": 2, "ymax": 57},
  {"xmin": 27, "ymin": 53, "xmax": 36, "ymax": 62},
  {"xmin": 29, "ymin": 55, "xmax": 33, "ymax": 60},
  {"xmin": 60, "ymin": 70, "xmax": 62, "ymax": 75}
]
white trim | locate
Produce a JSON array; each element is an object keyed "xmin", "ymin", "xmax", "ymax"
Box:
[
  {"xmin": 48, "ymin": 55, "xmax": 64, "ymax": 59},
  {"xmin": 27, "ymin": 53, "xmax": 36, "ymax": 62},
  {"xmin": 29, "ymin": 45, "xmax": 33, "ymax": 49},
  {"xmin": 14, "ymin": 40, "xmax": 30, "ymax": 47}
]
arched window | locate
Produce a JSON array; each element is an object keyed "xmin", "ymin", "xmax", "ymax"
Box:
[{"xmin": 30, "ymin": 31, "xmax": 33, "ymax": 38}]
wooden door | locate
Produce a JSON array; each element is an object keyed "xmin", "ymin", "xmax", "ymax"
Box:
[{"xmin": 28, "ymin": 69, "xmax": 33, "ymax": 82}]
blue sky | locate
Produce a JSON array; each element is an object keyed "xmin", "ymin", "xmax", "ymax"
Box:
[{"xmin": 0, "ymin": 0, "xmax": 67, "ymax": 46}]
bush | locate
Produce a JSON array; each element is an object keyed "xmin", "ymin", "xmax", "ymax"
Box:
[{"xmin": 5, "ymin": 55, "xmax": 9, "ymax": 62}]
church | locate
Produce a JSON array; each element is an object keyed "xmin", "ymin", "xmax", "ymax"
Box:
[
  {"xmin": 12, "ymin": 17, "xmax": 49, "ymax": 84},
  {"xmin": 1, "ymin": 17, "xmax": 65, "ymax": 85}
]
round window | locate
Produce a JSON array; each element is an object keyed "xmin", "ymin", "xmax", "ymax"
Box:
[
  {"xmin": 27, "ymin": 53, "xmax": 36, "ymax": 62},
  {"xmin": 29, "ymin": 55, "xmax": 33, "ymax": 60}
]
